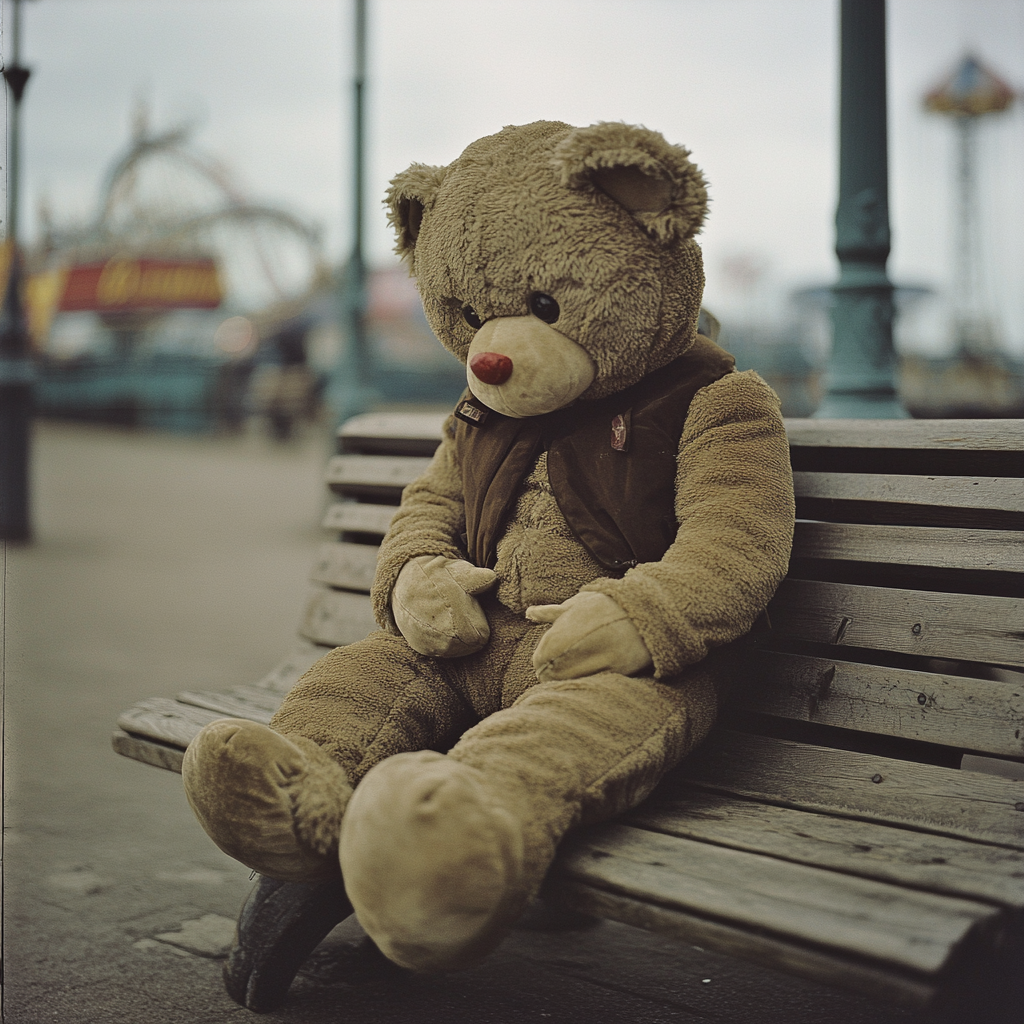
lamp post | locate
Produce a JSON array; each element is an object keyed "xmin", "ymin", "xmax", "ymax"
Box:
[
  {"xmin": 1, "ymin": 0, "xmax": 34, "ymax": 541},
  {"xmin": 817, "ymin": 0, "xmax": 906, "ymax": 418},
  {"xmin": 349, "ymin": 0, "xmax": 367, "ymax": 386},
  {"xmin": 329, "ymin": 0, "xmax": 376, "ymax": 425}
]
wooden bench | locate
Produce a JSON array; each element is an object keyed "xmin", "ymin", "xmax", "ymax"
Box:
[{"xmin": 113, "ymin": 413, "xmax": 1024, "ymax": 1019}]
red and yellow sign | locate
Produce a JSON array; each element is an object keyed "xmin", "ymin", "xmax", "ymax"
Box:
[{"xmin": 59, "ymin": 256, "xmax": 223, "ymax": 312}]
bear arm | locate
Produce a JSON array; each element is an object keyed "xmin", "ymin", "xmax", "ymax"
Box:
[
  {"xmin": 370, "ymin": 415, "xmax": 468, "ymax": 632},
  {"xmin": 582, "ymin": 370, "xmax": 795, "ymax": 678}
]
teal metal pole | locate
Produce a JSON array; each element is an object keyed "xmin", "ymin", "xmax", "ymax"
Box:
[
  {"xmin": 350, "ymin": 0, "xmax": 367, "ymax": 383},
  {"xmin": 1, "ymin": 0, "xmax": 34, "ymax": 541},
  {"xmin": 329, "ymin": 0, "xmax": 376, "ymax": 425},
  {"xmin": 817, "ymin": 0, "xmax": 906, "ymax": 418}
]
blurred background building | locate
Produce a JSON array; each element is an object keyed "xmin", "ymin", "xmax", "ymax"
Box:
[
  {"xmin": 4, "ymin": 0, "xmax": 1023, "ymax": 429},
  {"xmin": 15, "ymin": 108, "xmax": 466, "ymax": 435}
]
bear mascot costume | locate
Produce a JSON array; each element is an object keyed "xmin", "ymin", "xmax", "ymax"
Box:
[{"xmin": 183, "ymin": 121, "xmax": 795, "ymax": 974}]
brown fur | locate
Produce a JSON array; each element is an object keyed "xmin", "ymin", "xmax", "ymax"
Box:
[
  {"xmin": 189, "ymin": 121, "xmax": 795, "ymax": 972},
  {"xmin": 386, "ymin": 121, "xmax": 708, "ymax": 397}
]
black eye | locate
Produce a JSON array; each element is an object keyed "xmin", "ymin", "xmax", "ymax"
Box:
[
  {"xmin": 529, "ymin": 292, "xmax": 560, "ymax": 324},
  {"xmin": 462, "ymin": 306, "xmax": 483, "ymax": 330}
]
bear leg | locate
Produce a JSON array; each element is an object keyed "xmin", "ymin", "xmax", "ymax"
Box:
[
  {"xmin": 183, "ymin": 719, "xmax": 352, "ymax": 882},
  {"xmin": 339, "ymin": 750, "xmax": 523, "ymax": 972},
  {"xmin": 270, "ymin": 630, "xmax": 478, "ymax": 783},
  {"xmin": 341, "ymin": 664, "xmax": 720, "ymax": 971},
  {"xmin": 184, "ymin": 631, "xmax": 478, "ymax": 883}
]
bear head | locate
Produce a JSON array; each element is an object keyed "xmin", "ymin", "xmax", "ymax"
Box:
[{"xmin": 386, "ymin": 120, "xmax": 709, "ymax": 418}]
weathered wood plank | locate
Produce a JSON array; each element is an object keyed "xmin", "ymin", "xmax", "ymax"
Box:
[
  {"xmin": 767, "ymin": 578, "xmax": 1024, "ymax": 667},
  {"xmin": 336, "ymin": 414, "xmax": 1024, "ymax": 454},
  {"xmin": 552, "ymin": 823, "xmax": 996, "ymax": 976},
  {"xmin": 309, "ymin": 541, "xmax": 379, "ymax": 591},
  {"xmin": 724, "ymin": 649, "xmax": 1024, "ymax": 757},
  {"xmin": 792, "ymin": 521, "xmax": 1024, "ymax": 574},
  {"xmin": 111, "ymin": 729, "xmax": 186, "ymax": 773},
  {"xmin": 116, "ymin": 697, "xmax": 224, "ymax": 750},
  {"xmin": 544, "ymin": 881, "xmax": 937, "ymax": 1009},
  {"xmin": 673, "ymin": 731, "xmax": 1024, "ymax": 849},
  {"xmin": 337, "ymin": 411, "xmax": 448, "ymax": 443},
  {"xmin": 321, "ymin": 502, "xmax": 396, "ymax": 536},
  {"xmin": 792, "ymin": 472, "xmax": 1022, "ymax": 513},
  {"xmin": 325, "ymin": 454, "xmax": 434, "ymax": 497},
  {"xmin": 784, "ymin": 419, "xmax": 1024, "ymax": 452},
  {"xmin": 626, "ymin": 790, "xmax": 1024, "ymax": 909},
  {"xmin": 175, "ymin": 685, "xmax": 282, "ymax": 724},
  {"xmin": 298, "ymin": 587, "xmax": 378, "ymax": 648}
]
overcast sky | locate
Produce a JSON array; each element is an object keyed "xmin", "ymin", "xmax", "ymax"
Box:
[{"xmin": 6, "ymin": 0, "xmax": 1024, "ymax": 353}]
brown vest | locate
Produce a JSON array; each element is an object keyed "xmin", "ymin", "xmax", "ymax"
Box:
[{"xmin": 454, "ymin": 335, "xmax": 735, "ymax": 573}]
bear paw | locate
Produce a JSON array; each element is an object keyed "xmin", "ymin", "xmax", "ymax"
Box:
[
  {"xmin": 182, "ymin": 719, "xmax": 352, "ymax": 882},
  {"xmin": 339, "ymin": 751, "xmax": 526, "ymax": 972}
]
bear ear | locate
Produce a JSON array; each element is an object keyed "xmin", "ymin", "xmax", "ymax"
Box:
[
  {"xmin": 553, "ymin": 122, "xmax": 709, "ymax": 244},
  {"xmin": 385, "ymin": 163, "xmax": 449, "ymax": 258}
]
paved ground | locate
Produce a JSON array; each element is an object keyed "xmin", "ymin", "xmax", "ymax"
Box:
[{"xmin": 2, "ymin": 418, "xmax": 922, "ymax": 1024}]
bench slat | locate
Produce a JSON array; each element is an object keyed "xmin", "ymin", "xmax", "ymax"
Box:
[
  {"xmin": 321, "ymin": 502, "xmax": 397, "ymax": 536},
  {"xmin": 675, "ymin": 731, "xmax": 1024, "ymax": 850},
  {"xmin": 325, "ymin": 454, "xmax": 433, "ymax": 497},
  {"xmin": 111, "ymin": 645, "xmax": 332, "ymax": 770},
  {"xmin": 298, "ymin": 587, "xmax": 377, "ymax": 647},
  {"xmin": 793, "ymin": 472, "xmax": 1022, "ymax": 513},
  {"xmin": 175, "ymin": 685, "xmax": 280, "ymax": 724},
  {"xmin": 627, "ymin": 790, "xmax": 1024, "ymax": 909},
  {"xmin": 554, "ymin": 823, "xmax": 996, "ymax": 976},
  {"xmin": 117, "ymin": 697, "xmax": 225, "ymax": 749},
  {"xmin": 112, "ymin": 729, "xmax": 186, "ymax": 773},
  {"xmin": 725, "ymin": 649, "xmax": 1024, "ymax": 757},
  {"xmin": 317, "ymin": 512, "xmax": 1024, "ymax": 578},
  {"xmin": 309, "ymin": 541, "xmax": 379, "ymax": 591},
  {"xmin": 785, "ymin": 419, "xmax": 1024, "ymax": 451},
  {"xmin": 338, "ymin": 411, "xmax": 449, "ymax": 442},
  {"xmin": 768, "ymin": 578, "xmax": 1024, "ymax": 667},
  {"xmin": 792, "ymin": 521, "xmax": 1024, "ymax": 574},
  {"xmin": 546, "ymin": 880, "xmax": 937, "ymax": 1008}
]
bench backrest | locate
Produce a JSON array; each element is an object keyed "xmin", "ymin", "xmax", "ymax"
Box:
[
  {"xmin": 304, "ymin": 414, "xmax": 1024, "ymax": 771},
  {"xmin": 730, "ymin": 419, "xmax": 1024, "ymax": 772}
]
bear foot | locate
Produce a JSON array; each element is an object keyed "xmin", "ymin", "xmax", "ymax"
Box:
[
  {"xmin": 183, "ymin": 719, "xmax": 352, "ymax": 882},
  {"xmin": 339, "ymin": 751, "xmax": 527, "ymax": 972}
]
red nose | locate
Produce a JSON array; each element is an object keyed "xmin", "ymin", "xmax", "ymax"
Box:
[{"xmin": 469, "ymin": 351, "xmax": 514, "ymax": 386}]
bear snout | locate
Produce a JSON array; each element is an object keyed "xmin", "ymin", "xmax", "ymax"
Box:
[
  {"xmin": 466, "ymin": 315, "xmax": 595, "ymax": 418},
  {"xmin": 469, "ymin": 352, "xmax": 514, "ymax": 386}
]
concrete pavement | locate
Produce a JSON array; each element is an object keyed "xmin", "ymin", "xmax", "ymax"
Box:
[{"xmin": 2, "ymin": 418, "xmax": 920, "ymax": 1024}]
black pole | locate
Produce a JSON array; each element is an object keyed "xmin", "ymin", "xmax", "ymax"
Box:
[
  {"xmin": 817, "ymin": 0, "xmax": 905, "ymax": 418},
  {"xmin": 1, "ymin": 0, "xmax": 34, "ymax": 541},
  {"xmin": 0, "ymin": 254, "xmax": 33, "ymax": 542}
]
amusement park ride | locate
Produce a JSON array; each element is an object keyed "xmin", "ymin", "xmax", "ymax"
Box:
[
  {"xmin": 23, "ymin": 107, "xmax": 465, "ymax": 432},
  {"xmin": 22, "ymin": 111, "xmax": 330, "ymax": 431},
  {"xmin": 900, "ymin": 53, "xmax": 1023, "ymax": 417}
]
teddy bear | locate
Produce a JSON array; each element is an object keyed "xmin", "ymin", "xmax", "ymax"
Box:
[{"xmin": 182, "ymin": 120, "xmax": 795, "ymax": 975}]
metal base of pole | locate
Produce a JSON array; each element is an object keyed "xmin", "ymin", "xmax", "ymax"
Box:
[{"xmin": 814, "ymin": 389, "xmax": 908, "ymax": 419}]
